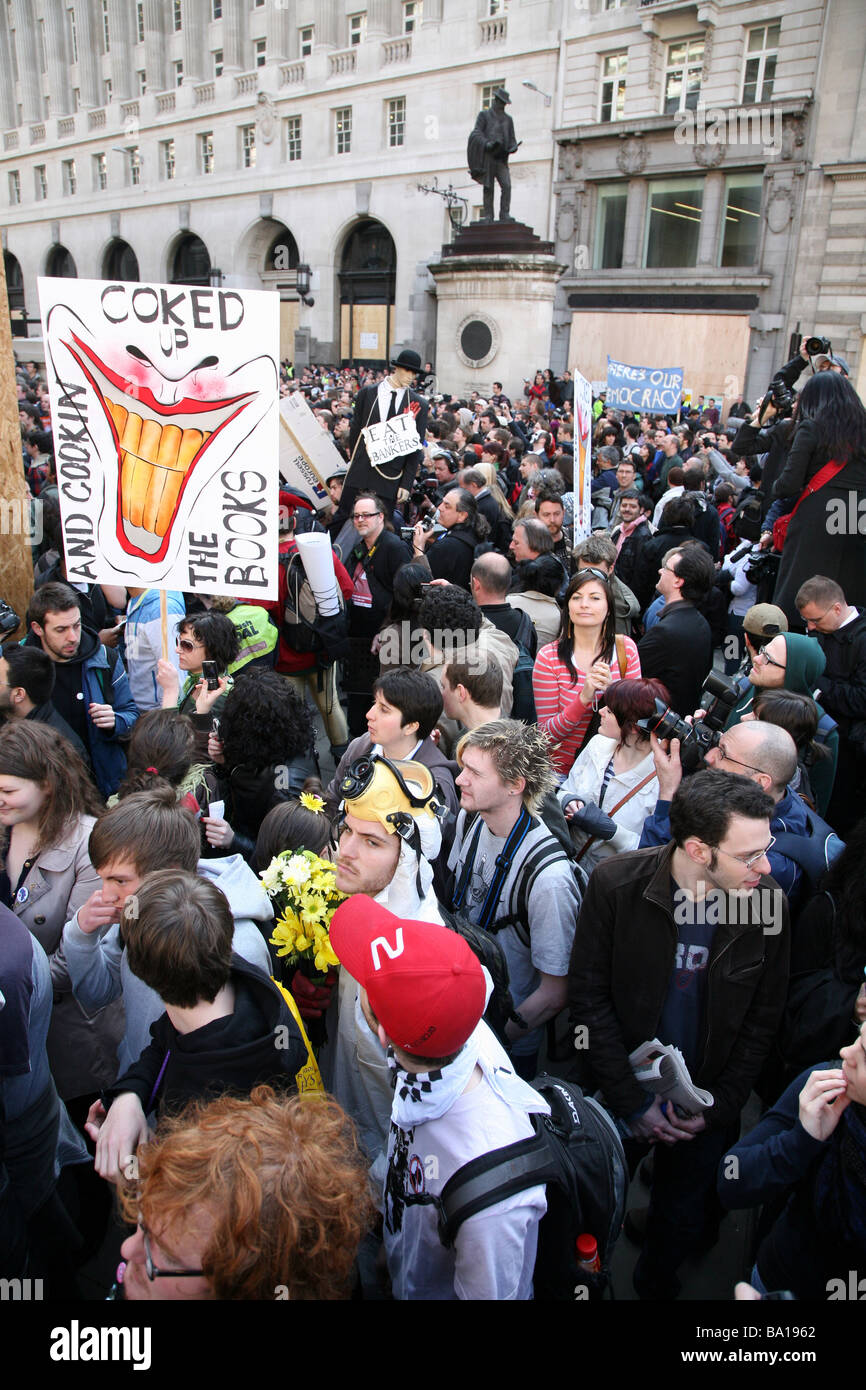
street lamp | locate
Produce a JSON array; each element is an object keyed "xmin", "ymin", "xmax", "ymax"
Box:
[
  {"xmin": 295, "ymin": 262, "xmax": 314, "ymax": 307},
  {"xmin": 209, "ymin": 267, "xmax": 224, "ymax": 287},
  {"xmin": 523, "ymin": 80, "xmax": 552, "ymax": 107}
]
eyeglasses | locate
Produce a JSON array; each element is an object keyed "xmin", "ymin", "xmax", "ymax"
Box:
[
  {"xmin": 753, "ymin": 649, "xmax": 786, "ymax": 670},
  {"xmin": 176, "ymin": 637, "xmax": 202, "ymax": 653},
  {"xmin": 716, "ymin": 740, "xmax": 767, "ymax": 778},
  {"xmin": 141, "ymin": 1225, "xmax": 203, "ymax": 1282},
  {"xmin": 802, "ymin": 603, "xmax": 837, "ymax": 629},
  {"xmin": 352, "ymin": 511, "xmax": 380, "ymax": 521},
  {"xmin": 715, "ymin": 835, "xmax": 776, "ymax": 870}
]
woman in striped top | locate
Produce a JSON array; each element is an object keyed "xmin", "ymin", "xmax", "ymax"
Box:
[{"xmin": 532, "ymin": 568, "xmax": 641, "ymax": 777}]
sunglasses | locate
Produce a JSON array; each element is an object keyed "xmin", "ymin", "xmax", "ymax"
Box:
[{"xmin": 176, "ymin": 638, "xmax": 202, "ymax": 653}]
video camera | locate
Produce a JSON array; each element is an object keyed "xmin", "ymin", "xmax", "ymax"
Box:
[
  {"xmin": 636, "ymin": 670, "xmax": 747, "ymax": 770},
  {"xmin": 0, "ymin": 600, "xmax": 20, "ymax": 637}
]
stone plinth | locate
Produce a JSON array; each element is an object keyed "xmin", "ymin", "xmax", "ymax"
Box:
[{"xmin": 428, "ymin": 222, "xmax": 564, "ymax": 399}]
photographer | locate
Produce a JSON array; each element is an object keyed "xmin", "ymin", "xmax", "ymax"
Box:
[{"xmin": 413, "ymin": 488, "xmax": 490, "ymax": 592}]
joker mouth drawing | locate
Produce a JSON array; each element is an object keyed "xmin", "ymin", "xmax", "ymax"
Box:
[{"xmin": 44, "ymin": 300, "xmax": 276, "ymax": 584}]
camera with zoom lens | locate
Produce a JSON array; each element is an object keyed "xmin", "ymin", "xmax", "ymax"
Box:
[
  {"xmin": 805, "ymin": 335, "xmax": 831, "ymax": 358},
  {"xmin": 401, "ymin": 514, "xmax": 437, "ymax": 544},
  {"xmin": 760, "ymin": 379, "xmax": 796, "ymax": 421},
  {"xmin": 636, "ymin": 671, "xmax": 747, "ymax": 771},
  {"xmin": 0, "ymin": 600, "xmax": 20, "ymax": 636}
]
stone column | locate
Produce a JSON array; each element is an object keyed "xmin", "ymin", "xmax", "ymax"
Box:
[
  {"xmin": 43, "ymin": 0, "xmax": 72, "ymax": 115},
  {"xmin": 267, "ymin": 0, "xmax": 293, "ymax": 61},
  {"xmin": 11, "ymin": 0, "xmax": 41, "ymax": 124},
  {"xmin": 107, "ymin": 0, "xmax": 133, "ymax": 101},
  {"xmin": 621, "ymin": 178, "xmax": 647, "ymax": 269},
  {"xmin": 0, "ymin": 249, "xmax": 34, "ymax": 641},
  {"xmin": 0, "ymin": 8, "xmax": 17, "ymax": 128},
  {"xmin": 182, "ymin": 0, "xmax": 206, "ymax": 80},
  {"xmin": 421, "ymin": 0, "xmax": 443, "ymax": 24},
  {"xmin": 143, "ymin": 0, "xmax": 166, "ymax": 92},
  {"xmin": 74, "ymin": 0, "xmax": 102, "ymax": 109},
  {"xmin": 315, "ymin": 0, "xmax": 340, "ymax": 49},
  {"xmin": 697, "ymin": 170, "xmax": 724, "ymax": 267},
  {"xmin": 366, "ymin": 0, "xmax": 391, "ymax": 38},
  {"xmin": 222, "ymin": 0, "xmax": 248, "ymax": 71}
]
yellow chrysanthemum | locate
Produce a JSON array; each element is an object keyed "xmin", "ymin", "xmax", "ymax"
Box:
[{"xmin": 300, "ymin": 792, "xmax": 326, "ymax": 814}]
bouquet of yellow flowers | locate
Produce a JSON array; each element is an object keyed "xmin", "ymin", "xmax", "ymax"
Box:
[{"xmin": 262, "ymin": 849, "xmax": 346, "ymax": 980}]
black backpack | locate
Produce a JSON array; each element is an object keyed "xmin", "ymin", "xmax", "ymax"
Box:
[
  {"xmin": 437, "ymin": 905, "xmax": 520, "ymax": 1048},
  {"xmin": 281, "ymin": 549, "xmax": 350, "ymax": 663},
  {"xmin": 510, "ymin": 608, "xmax": 538, "ymax": 724},
  {"xmin": 732, "ymin": 489, "xmax": 764, "ymax": 542},
  {"xmin": 437, "ymin": 1073, "xmax": 628, "ymax": 1300}
]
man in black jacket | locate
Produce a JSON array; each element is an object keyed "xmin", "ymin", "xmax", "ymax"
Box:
[
  {"xmin": 414, "ymin": 488, "xmax": 485, "ymax": 591},
  {"xmin": 339, "ymin": 349, "xmax": 429, "ymax": 524},
  {"xmin": 0, "ymin": 644, "xmax": 88, "ymax": 762},
  {"xmin": 344, "ymin": 492, "xmax": 411, "ymax": 737},
  {"xmin": 568, "ymin": 770, "xmax": 789, "ymax": 1300},
  {"xmin": 637, "ymin": 545, "xmax": 715, "ymax": 715}
]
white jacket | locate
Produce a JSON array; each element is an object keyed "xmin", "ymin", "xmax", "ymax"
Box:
[{"xmin": 558, "ymin": 735, "xmax": 659, "ymax": 871}]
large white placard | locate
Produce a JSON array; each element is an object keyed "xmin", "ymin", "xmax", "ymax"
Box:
[
  {"xmin": 279, "ymin": 389, "xmax": 346, "ymax": 511},
  {"xmin": 361, "ymin": 414, "xmax": 420, "ymax": 469},
  {"xmin": 37, "ymin": 277, "xmax": 279, "ymax": 598}
]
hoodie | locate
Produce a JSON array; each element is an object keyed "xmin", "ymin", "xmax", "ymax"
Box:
[
  {"xmin": 726, "ymin": 633, "xmax": 838, "ymax": 816},
  {"xmin": 105, "ymin": 954, "xmax": 307, "ymax": 1114},
  {"xmin": 61, "ymin": 854, "xmax": 273, "ymax": 1078},
  {"xmin": 124, "ymin": 589, "xmax": 184, "ymax": 711}
]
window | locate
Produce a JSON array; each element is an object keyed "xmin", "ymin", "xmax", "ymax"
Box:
[
  {"xmin": 43, "ymin": 95, "xmax": 51, "ymax": 118},
  {"xmin": 403, "ymin": 1, "xmax": 421, "ymax": 32},
  {"xmin": 241, "ymin": 123, "xmax": 256, "ymax": 168},
  {"xmin": 388, "ymin": 96, "xmax": 406, "ymax": 148},
  {"xmin": 487, "ymin": 0, "xmax": 508, "ymax": 13},
  {"xmin": 137, "ymin": 70, "xmax": 147, "ymax": 95},
  {"xmin": 599, "ymin": 52, "xmax": 627, "ymax": 122},
  {"xmin": 102, "ymin": 0, "xmax": 110, "ymax": 51},
  {"xmin": 335, "ymin": 106, "xmax": 351, "ymax": 154},
  {"xmin": 349, "ymin": 12, "xmax": 366, "ymax": 45},
  {"xmin": 35, "ymin": 165, "xmax": 48, "ymax": 199},
  {"xmin": 72, "ymin": 87, "xmax": 80, "ymax": 111},
  {"xmin": 128, "ymin": 145, "xmax": 141, "ymax": 185},
  {"xmin": 254, "ymin": 37, "xmax": 266, "ymax": 67},
  {"xmin": 604, "ymin": 0, "xmax": 623, "ymax": 7},
  {"xmin": 212, "ymin": 0, "xmax": 222, "ymax": 17},
  {"xmin": 285, "ymin": 114, "xmax": 301, "ymax": 161},
  {"xmin": 719, "ymin": 173, "xmax": 762, "ymax": 267},
  {"xmin": 213, "ymin": 49, "xmax": 223, "ymax": 76},
  {"xmin": 62, "ymin": 158, "xmax": 77, "ymax": 195},
  {"xmin": 174, "ymin": 60, "xmax": 184, "ymax": 87},
  {"xmin": 136, "ymin": 2, "xmax": 144, "ymax": 43},
  {"xmin": 104, "ymin": 77, "xmax": 112, "ymax": 103},
  {"xmin": 594, "ymin": 185, "xmax": 627, "ymax": 269},
  {"xmin": 254, "ymin": 0, "xmax": 265, "ymax": 6},
  {"xmin": 67, "ymin": 7, "xmax": 78, "ymax": 63},
  {"xmin": 173, "ymin": 0, "xmax": 182, "ymax": 32},
  {"xmin": 664, "ymin": 38, "xmax": 704, "ymax": 114},
  {"xmin": 199, "ymin": 131, "xmax": 214, "ymax": 174},
  {"xmin": 93, "ymin": 152, "xmax": 107, "ymax": 190},
  {"xmin": 480, "ymin": 81, "xmax": 505, "ymax": 110},
  {"xmin": 299, "ymin": 26, "xmax": 313, "ymax": 56},
  {"xmin": 645, "ymin": 178, "xmax": 704, "ymax": 268},
  {"xmin": 743, "ymin": 23, "xmax": 780, "ymax": 104},
  {"xmin": 162, "ymin": 139, "xmax": 176, "ymax": 180},
  {"xmin": 8, "ymin": 170, "xmax": 20, "ymax": 205}
]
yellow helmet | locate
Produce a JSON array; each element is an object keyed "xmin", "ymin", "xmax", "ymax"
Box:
[{"xmin": 340, "ymin": 756, "xmax": 443, "ymax": 838}]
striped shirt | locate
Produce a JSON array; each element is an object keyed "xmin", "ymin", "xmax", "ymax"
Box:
[{"xmin": 532, "ymin": 638, "xmax": 642, "ymax": 776}]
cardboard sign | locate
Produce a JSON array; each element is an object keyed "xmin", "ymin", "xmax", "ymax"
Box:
[
  {"xmin": 362, "ymin": 414, "xmax": 420, "ymax": 469},
  {"xmin": 279, "ymin": 390, "xmax": 346, "ymax": 511},
  {"xmin": 38, "ymin": 277, "xmax": 279, "ymax": 598},
  {"xmin": 606, "ymin": 357, "xmax": 684, "ymax": 414}
]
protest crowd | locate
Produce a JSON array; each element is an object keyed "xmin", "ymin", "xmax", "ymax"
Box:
[{"xmin": 4, "ymin": 334, "xmax": 866, "ymax": 1305}]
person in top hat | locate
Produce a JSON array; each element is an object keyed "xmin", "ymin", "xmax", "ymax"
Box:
[
  {"xmin": 338, "ymin": 350, "xmax": 430, "ymax": 524},
  {"xmin": 468, "ymin": 88, "xmax": 520, "ymax": 223}
]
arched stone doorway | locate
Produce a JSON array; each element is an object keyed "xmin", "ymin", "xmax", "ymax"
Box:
[
  {"xmin": 240, "ymin": 218, "xmax": 300, "ymax": 362},
  {"xmin": 103, "ymin": 238, "xmax": 140, "ymax": 282},
  {"xmin": 338, "ymin": 219, "xmax": 396, "ymax": 368},
  {"xmin": 4, "ymin": 251, "xmax": 26, "ymax": 337},
  {"xmin": 45, "ymin": 244, "xmax": 77, "ymax": 278},
  {"xmin": 169, "ymin": 233, "xmax": 211, "ymax": 287}
]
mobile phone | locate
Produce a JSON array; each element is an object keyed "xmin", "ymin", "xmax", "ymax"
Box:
[
  {"xmin": 211, "ymin": 717, "xmax": 221, "ymax": 735},
  {"xmin": 202, "ymin": 660, "xmax": 219, "ymax": 691}
]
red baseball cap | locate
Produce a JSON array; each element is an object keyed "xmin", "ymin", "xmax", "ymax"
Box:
[{"xmin": 329, "ymin": 897, "xmax": 485, "ymax": 1058}]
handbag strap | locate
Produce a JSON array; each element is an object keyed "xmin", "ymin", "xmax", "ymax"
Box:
[
  {"xmin": 789, "ymin": 458, "xmax": 846, "ymax": 520},
  {"xmin": 614, "ymin": 633, "xmax": 627, "ymax": 678},
  {"xmin": 574, "ymin": 770, "xmax": 657, "ymax": 865}
]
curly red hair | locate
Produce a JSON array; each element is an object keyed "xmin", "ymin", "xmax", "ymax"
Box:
[{"xmin": 120, "ymin": 1087, "xmax": 374, "ymax": 1300}]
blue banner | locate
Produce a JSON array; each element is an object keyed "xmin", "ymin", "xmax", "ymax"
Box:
[{"xmin": 606, "ymin": 357, "xmax": 684, "ymax": 414}]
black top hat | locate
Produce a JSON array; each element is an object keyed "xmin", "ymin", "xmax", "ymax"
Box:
[
  {"xmin": 390, "ymin": 348, "xmax": 422, "ymax": 373},
  {"xmin": 493, "ymin": 88, "xmax": 511, "ymax": 105}
]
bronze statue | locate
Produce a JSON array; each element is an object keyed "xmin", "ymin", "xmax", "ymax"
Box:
[{"xmin": 468, "ymin": 88, "xmax": 521, "ymax": 223}]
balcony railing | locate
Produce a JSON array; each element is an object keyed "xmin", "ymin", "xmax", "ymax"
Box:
[
  {"xmin": 328, "ymin": 48, "xmax": 357, "ymax": 77},
  {"xmin": 58, "ymin": 116, "xmax": 76, "ymax": 136},
  {"xmin": 4, "ymin": 130, "xmax": 19, "ymax": 149},
  {"xmin": 383, "ymin": 36, "xmax": 411, "ymax": 64},
  {"xmin": 479, "ymin": 16, "xmax": 507, "ymax": 43},
  {"xmin": 194, "ymin": 82, "xmax": 214, "ymax": 104},
  {"xmin": 156, "ymin": 92, "xmax": 176, "ymax": 113},
  {"xmin": 88, "ymin": 108, "xmax": 106, "ymax": 129},
  {"xmin": 235, "ymin": 72, "xmax": 258, "ymax": 96},
  {"xmin": 120, "ymin": 101, "xmax": 139, "ymax": 123},
  {"xmin": 280, "ymin": 61, "xmax": 305, "ymax": 86},
  {"xmin": 29, "ymin": 123, "xmax": 46, "ymax": 143}
]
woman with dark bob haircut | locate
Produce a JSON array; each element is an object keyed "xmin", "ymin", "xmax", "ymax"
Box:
[
  {"xmin": 203, "ymin": 671, "xmax": 318, "ymax": 861},
  {"xmin": 532, "ymin": 570, "xmax": 641, "ymax": 776},
  {"xmin": 157, "ymin": 610, "xmax": 240, "ymax": 756},
  {"xmin": 556, "ymin": 677, "xmax": 670, "ymax": 870}
]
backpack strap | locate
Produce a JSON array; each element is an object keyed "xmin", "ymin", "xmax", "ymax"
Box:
[
  {"xmin": 490, "ymin": 837, "xmax": 577, "ymax": 949},
  {"xmin": 451, "ymin": 806, "xmax": 536, "ymax": 932},
  {"xmin": 438, "ymin": 1117, "xmax": 557, "ymax": 1248}
]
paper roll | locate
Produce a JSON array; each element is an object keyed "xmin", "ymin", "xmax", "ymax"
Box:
[{"xmin": 294, "ymin": 532, "xmax": 340, "ymax": 617}]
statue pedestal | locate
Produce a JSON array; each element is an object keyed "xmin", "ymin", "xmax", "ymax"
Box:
[{"xmin": 428, "ymin": 222, "xmax": 565, "ymax": 400}]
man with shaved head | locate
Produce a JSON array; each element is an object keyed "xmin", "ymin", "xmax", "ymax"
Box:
[{"xmin": 470, "ymin": 552, "xmax": 532, "ymax": 653}]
